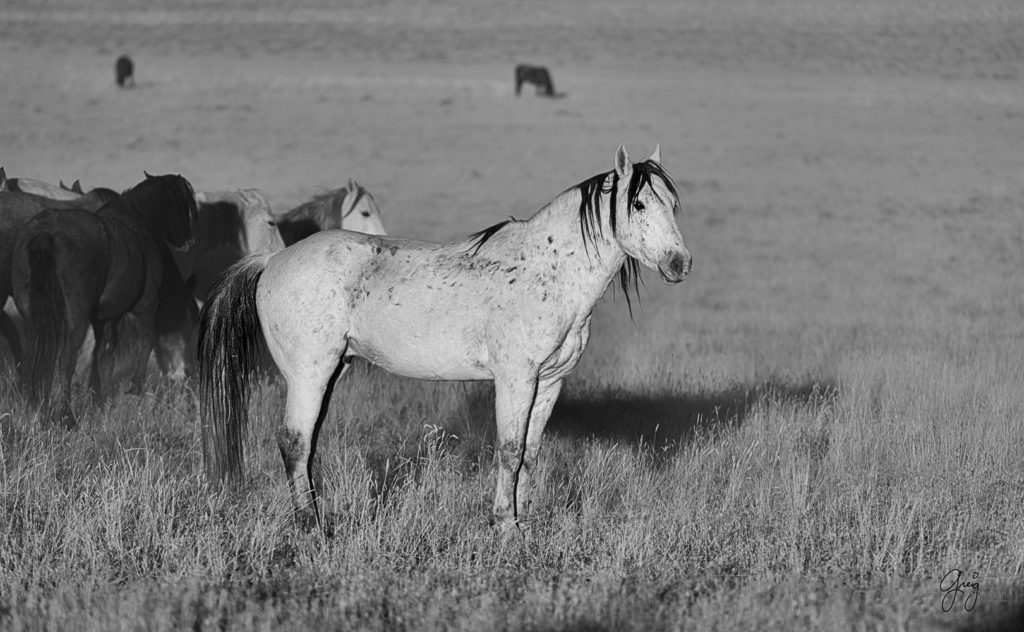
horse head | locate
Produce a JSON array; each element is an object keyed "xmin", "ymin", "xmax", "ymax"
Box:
[
  {"xmin": 237, "ymin": 188, "xmax": 285, "ymax": 254},
  {"xmin": 340, "ymin": 179, "xmax": 387, "ymax": 236},
  {"xmin": 608, "ymin": 144, "xmax": 691, "ymax": 284}
]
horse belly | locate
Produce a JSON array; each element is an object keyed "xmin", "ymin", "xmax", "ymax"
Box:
[{"xmin": 349, "ymin": 294, "xmax": 491, "ymax": 381}]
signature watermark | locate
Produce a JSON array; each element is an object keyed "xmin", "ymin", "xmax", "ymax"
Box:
[{"xmin": 939, "ymin": 568, "xmax": 980, "ymax": 612}]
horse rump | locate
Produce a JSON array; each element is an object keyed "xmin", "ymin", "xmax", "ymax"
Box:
[
  {"xmin": 20, "ymin": 233, "xmax": 66, "ymax": 407},
  {"xmin": 198, "ymin": 254, "xmax": 269, "ymax": 484}
]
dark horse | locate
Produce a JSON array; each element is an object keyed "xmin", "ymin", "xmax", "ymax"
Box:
[
  {"xmin": 0, "ymin": 187, "xmax": 120, "ymax": 364},
  {"xmin": 10, "ymin": 174, "xmax": 197, "ymax": 426},
  {"xmin": 515, "ymin": 64, "xmax": 556, "ymax": 97},
  {"xmin": 115, "ymin": 55, "xmax": 135, "ymax": 88}
]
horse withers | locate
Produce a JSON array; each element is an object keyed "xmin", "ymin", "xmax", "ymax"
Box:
[
  {"xmin": 199, "ymin": 145, "xmax": 691, "ymax": 532},
  {"xmin": 11, "ymin": 174, "xmax": 197, "ymax": 426}
]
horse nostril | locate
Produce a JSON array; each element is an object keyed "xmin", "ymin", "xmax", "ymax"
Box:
[{"xmin": 672, "ymin": 253, "xmax": 691, "ymax": 277}]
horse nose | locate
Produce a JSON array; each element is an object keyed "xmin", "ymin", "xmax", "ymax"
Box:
[
  {"xmin": 659, "ymin": 250, "xmax": 691, "ymax": 283},
  {"xmin": 671, "ymin": 251, "xmax": 692, "ymax": 278}
]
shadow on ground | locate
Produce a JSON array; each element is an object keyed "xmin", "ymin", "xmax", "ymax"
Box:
[{"xmin": 548, "ymin": 379, "xmax": 838, "ymax": 451}]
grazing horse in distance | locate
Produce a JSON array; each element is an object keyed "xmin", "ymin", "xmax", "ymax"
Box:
[
  {"xmin": 199, "ymin": 144, "xmax": 691, "ymax": 530},
  {"xmin": 274, "ymin": 179, "xmax": 386, "ymax": 246},
  {"xmin": 115, "ymin": 55, "xmax": 135, "ymax": 88},
  {"xmin": 0, "ymin": 187, "xmax": 121, "ymax": 364},
  {"xmin": 515, "ymin": 64, "xmax": 557, "ymax": 97},
  {"xmin": 152, "ymin": 188, "xmax": 285, "ymax": 378},
  {"xmin": 11, "ymin": 174, "xmax": 197, "ymax": 426}
]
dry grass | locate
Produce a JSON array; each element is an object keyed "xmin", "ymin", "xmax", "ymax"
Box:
[
  {"xmin": 2, "ymin": 0, "xmax": 1024, "ymax": 630},
  {"xmin": 3, "ymin": 190, "xmax": 1023, "ymax": 630}
]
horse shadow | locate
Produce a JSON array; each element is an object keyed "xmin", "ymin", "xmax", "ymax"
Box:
[
  {"xmin": 546, "ymin": 379, "xmax": 838, "ymax": 455},
  {"xmin": 358, "ymin": 376, "xmax": 837, "ymax": 505}
]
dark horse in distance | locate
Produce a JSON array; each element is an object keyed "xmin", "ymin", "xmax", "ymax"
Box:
[
  {"xmin": 10, "ymin": 174, "xmax": 197, "ymax": 426},
  {"xmin": 115, "ymin": 55, "xmax": 135, "ymax": 88},
  {"xmin": 514, "ymin": 64, "xmax": 558, "ymax": 97}
]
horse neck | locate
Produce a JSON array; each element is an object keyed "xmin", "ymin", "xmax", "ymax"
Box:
[{"xmin": 523, "ymin": 185, "xmax": 627, "ymax": 306}]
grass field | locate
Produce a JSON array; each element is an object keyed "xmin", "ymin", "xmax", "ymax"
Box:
[{"xmin": 2, "ymin": 0, "xmax": 1024, "ymax": 630}]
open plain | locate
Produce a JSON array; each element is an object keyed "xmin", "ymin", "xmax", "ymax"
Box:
[{"xmin": 1, "ymin": 1, "xmax": 1023, "ymax": 629}]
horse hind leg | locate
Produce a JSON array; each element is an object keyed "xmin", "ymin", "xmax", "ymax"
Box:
[
  {"xmin": 40, "ymin": 318, "xmax": 88, "ymax": 429},
  {"xmin": 277, "ymin": 357, "xmax": 349, "ymax": 531},
  {"xmin": 90, "ymin": 314, "xmax": 150, "ymax": 399}
]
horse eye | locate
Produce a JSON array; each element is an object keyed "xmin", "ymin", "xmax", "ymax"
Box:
[
  {"xmin": 633, "ymin": 201, "xmax": 646, "ymax": 211},
  {"xmin": 361, "ymin": 211, "xmax": 371, "ymax": 217}
]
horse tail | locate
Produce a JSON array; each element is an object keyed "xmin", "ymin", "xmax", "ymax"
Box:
[
  {"xmin": 198, "ymin": 254, "xmax": 270, "ymax": 485},
  {"xmin": 21, "ymin": 233, "xmax": 65, "ymax": 405}
]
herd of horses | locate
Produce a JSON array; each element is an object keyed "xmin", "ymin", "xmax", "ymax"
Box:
[
  {"xmin": 1, "ymin": 144, "xmax": 691, "ymax": 532},
  {"xmin": 0, "ymin": 170, "xmax": 385, "ymax": 423}
]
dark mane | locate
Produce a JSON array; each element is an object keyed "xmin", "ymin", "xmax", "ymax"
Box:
[
  {"xmin": 467, "ymin": 219, "xmax": 516, "ymax": 255},
  {"xmin": 578, "ymin": 159, "xmax": 679, "ymax": 316},
  {"xmin": 116, "ymin": 174, "xmax": 198, "ymax": 247},
  {"xmin": 465, "ymin": 160, "xmax": 678, "ymax": 315}
]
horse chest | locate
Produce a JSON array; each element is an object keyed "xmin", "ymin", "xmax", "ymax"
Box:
[{"xmin": 538, "ymin": 314, "xmax": 592, "ymax": 380}]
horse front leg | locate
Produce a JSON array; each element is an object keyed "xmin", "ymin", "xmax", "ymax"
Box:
[
  {"xmin": 491, "ymin": 370, "xmax": 541, "ymax": 531},
  {"xmin": 516, "ymin": 377, "xmax": 563, "ymax": 518}
]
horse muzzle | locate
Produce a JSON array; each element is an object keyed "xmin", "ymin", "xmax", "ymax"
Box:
[{"xmin": 658, "ymin": 250, "xmax": 692, "ymax": 284}]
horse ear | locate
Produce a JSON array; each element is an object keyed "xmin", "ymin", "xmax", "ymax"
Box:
[
  {"xmin": 614, "ymin": 144, "xmax": 632, "ymax": 180},
  {"xmin": 72, "ymin": 179, "xmax": 83, "ymax": 194},
  {"xmin": 648, "ymin": 144, "xmax": 661, "ymax": 164},
  {"xmin": 60, "ymin": 180, "xmax": 68, "ymax": 190},
  {"xmin": 0, "ymin": 167, "xmax": 6, "ymax": 189},
  {"xmin": 144, "ymin": 171, "xmax": 153, "ymax": 179},
  {"xmin": 347, "ymin": 178, "xmax": 357, "ymax": 191}
]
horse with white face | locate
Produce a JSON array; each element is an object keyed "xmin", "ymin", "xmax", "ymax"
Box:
[
  {"xmin": 199, "ymin": 145, "xmax": 691, "ymax": 531},
  {"xmin": 274, "ymin": 179, "xmax": 386, "ymax": 246}
]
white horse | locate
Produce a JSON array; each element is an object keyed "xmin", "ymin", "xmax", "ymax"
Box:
[{"xmin": 198, "ymin": 145, "xmax": 692, "ymax": 530}]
